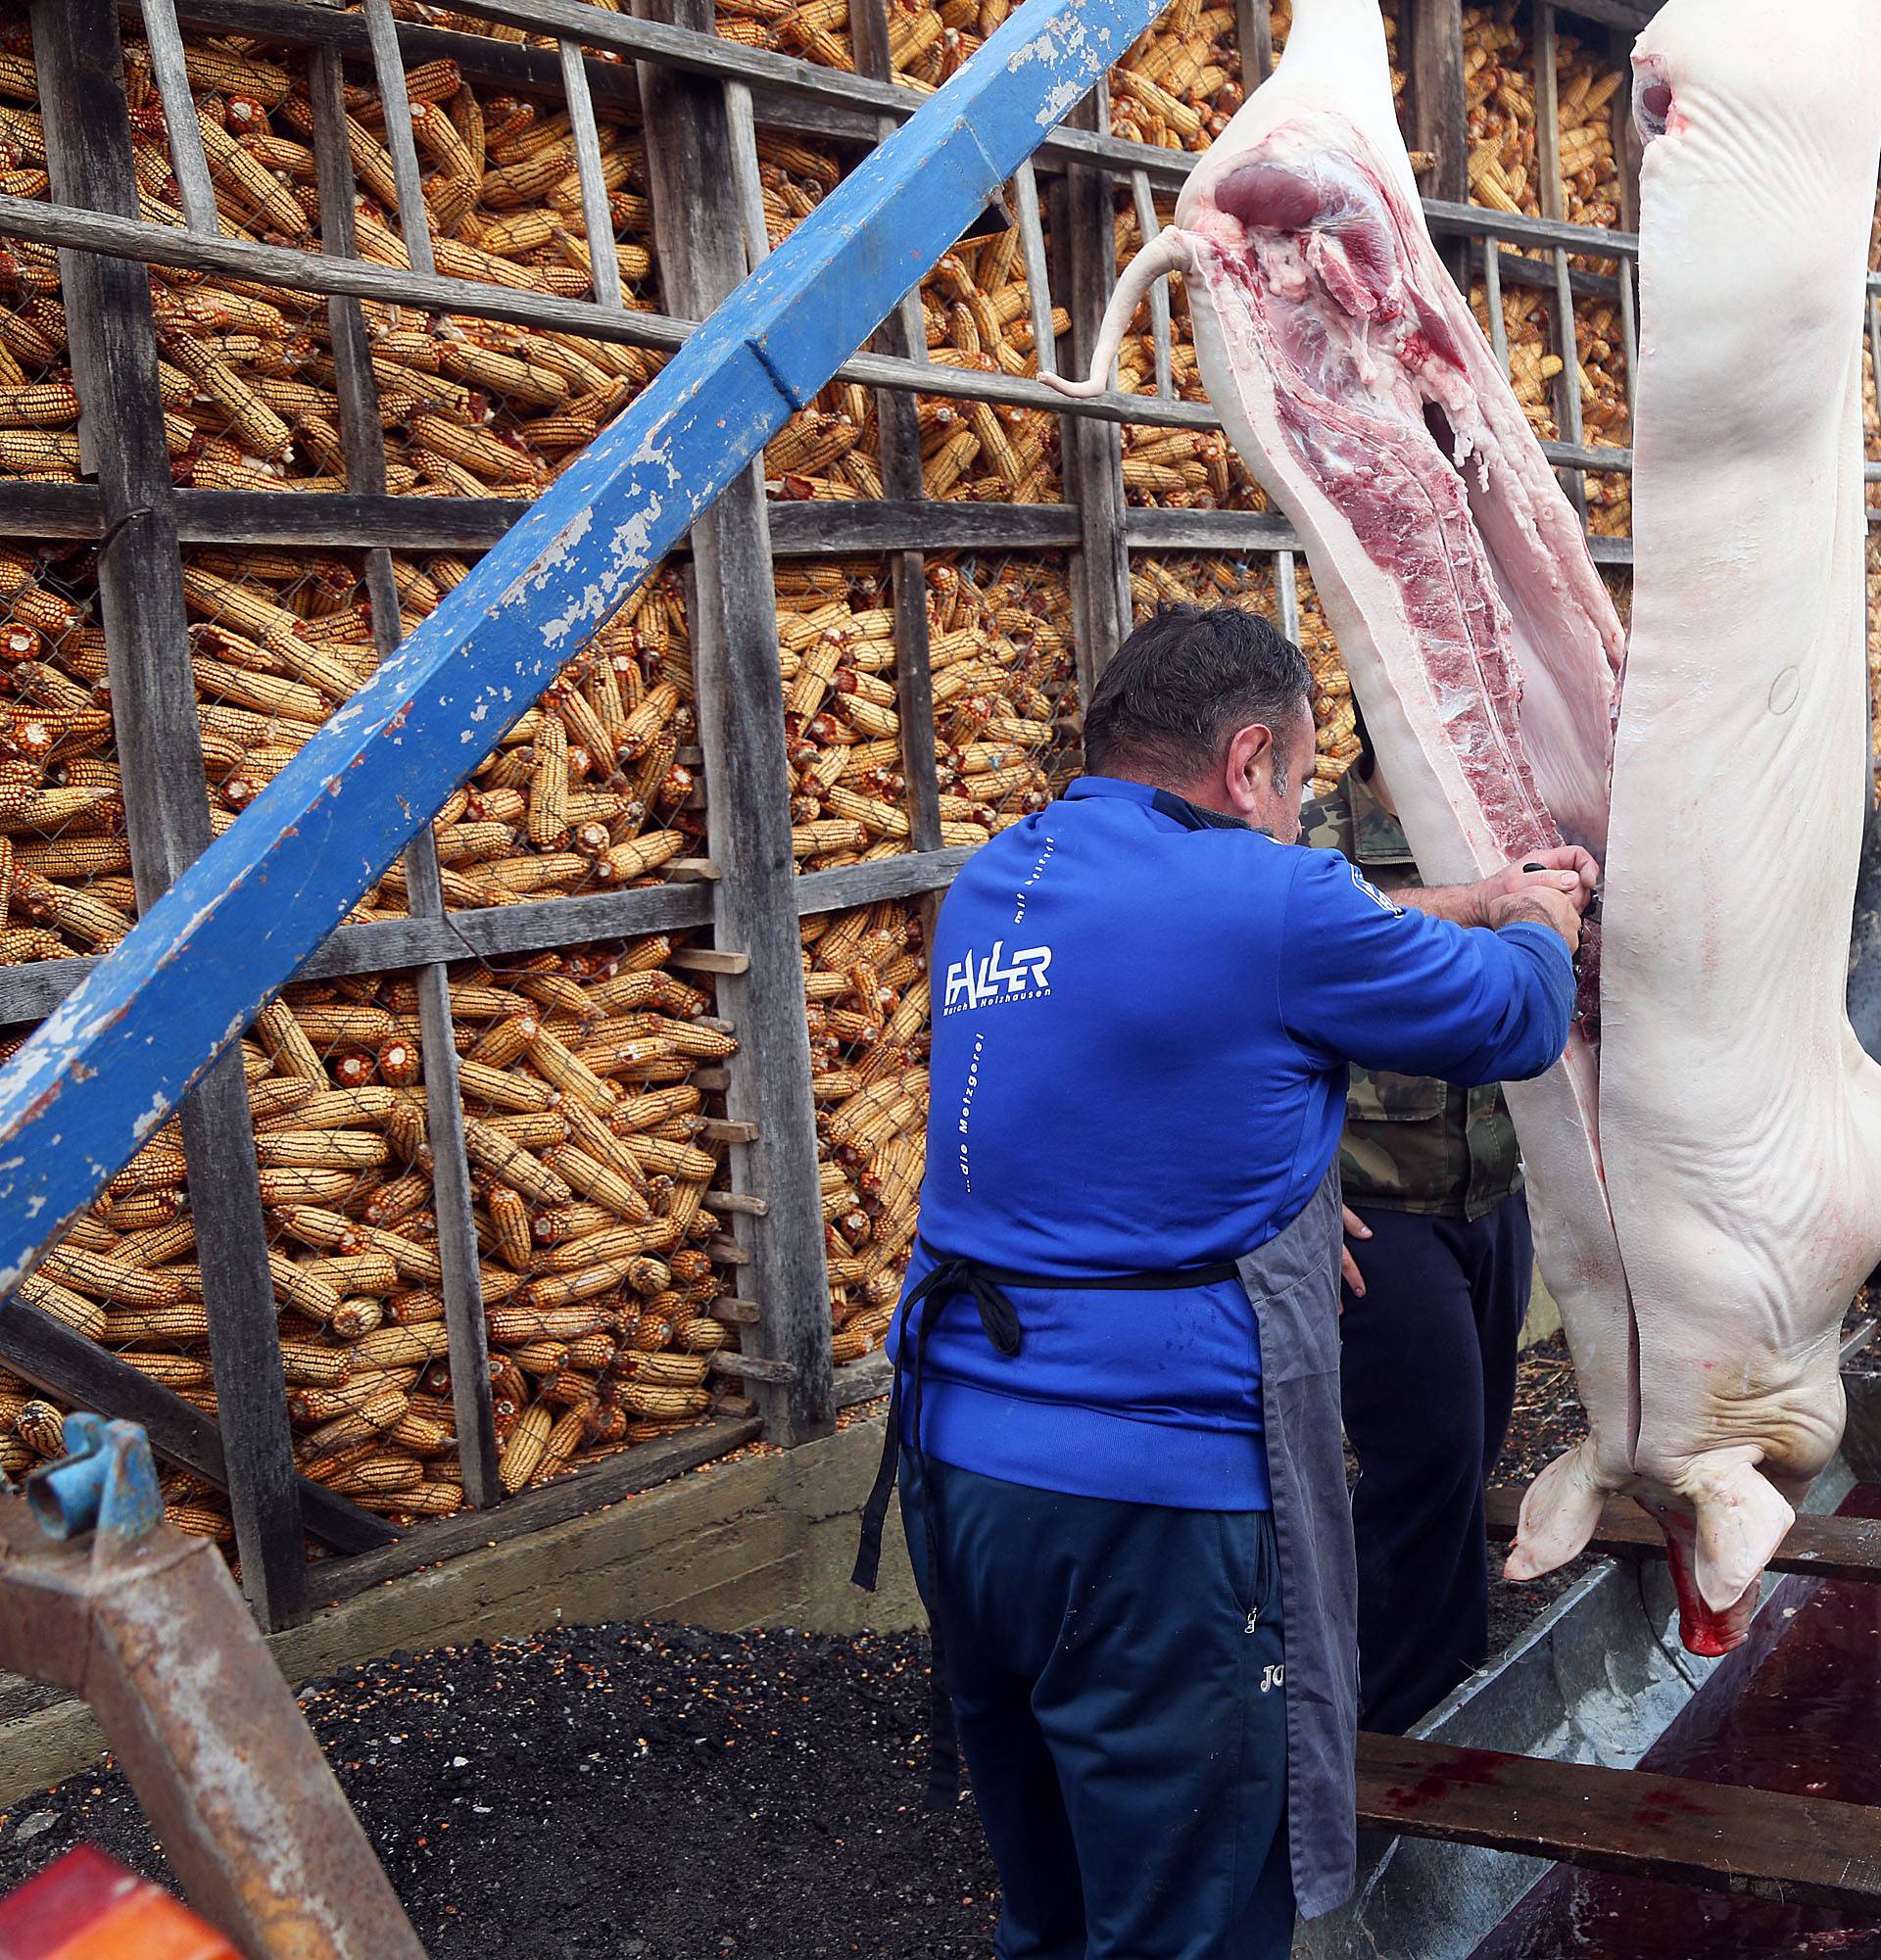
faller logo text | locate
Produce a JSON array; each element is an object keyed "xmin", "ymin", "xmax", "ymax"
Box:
[{"xmin": 942, "ymin": 940, "xmax": 1053, "ymax": 1014}]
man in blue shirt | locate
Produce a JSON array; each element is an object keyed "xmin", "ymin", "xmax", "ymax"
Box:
[{"xmin": 853, "ymin": 603, "xmax": 1593, "ymax": 1960}]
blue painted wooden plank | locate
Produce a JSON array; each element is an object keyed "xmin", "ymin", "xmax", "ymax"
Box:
[{"xmin": 0, "ymin": 0, "xmax": 1164, "ymax": 1292}]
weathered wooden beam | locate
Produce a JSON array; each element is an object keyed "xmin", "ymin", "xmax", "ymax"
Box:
[
  {"xmin": 0, "ymin": 1303, "xmax": 394, "ymax": 1555},
  {"xmin": 311, "ymin": 41, "xmax": 502, "ymax": 1514},
  {"xmin": 34, "ymin": 0, "xmax": 311, "ymax": 1630},
  {"xmin": 1404, "ymin": 0, "xmax": 1470, "ymax": 290},
  {"xmin": 1357, "ymin": 1734, "xmax": 1881, "ymax": 1914},
  {"xmin": 639, "ymin": 0, "xmax": 834, "ymax": 1449},
  {"xmin": 1059, "ymin": 91, "xmax": 1134, "ymax": 696},
  {"xmin": 0, "ymin": 850, "xmax": 972, "ymax": 1028},
  {"xmin": 314, "ymin": 1415, "xmax": 762, "ymax": 1602},
  {"xmin": 852, "ymin": 0, "xmax": 943, "ymax": 859}
]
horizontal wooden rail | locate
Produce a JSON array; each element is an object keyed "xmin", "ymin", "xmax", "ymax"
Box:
[
  {"xmin": 0, "ymin": 845, "xmax": 976, "ymax": 1025},
  {"xmin": 1484, "ymin": 1486, "xmax": 1881, "ymax": 1585},
  {"xmin": 1358, "ymin": 1734, "xmax": 1881, "ymax": 1913},
  {"xmin": 0, "ymin": 194, "xmax": 1652, "ymax": 468}
]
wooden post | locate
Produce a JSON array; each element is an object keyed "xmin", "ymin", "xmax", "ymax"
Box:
[
  {"xmin": 1058, "ymin": 91, "xmax": 1133, "ymax": 700},
  {"xmin": 1405, "ymin": 0, "xmax": 1470, "ymax": 292},
  {"xmin": 309, "ymin": 44, "xmax": 504, "ymax": 1510},
  {"xmin": 637, "ymin": 0, "xmax": 835, "ymax": 1446},
  {"xmin": 1533, "ymin": 2, "xmax": 1590, "ymax": 523},
  {"xmin": 1233, "ymin": 0, "xmax": 1275, "ymax": 86},
  {"xmin": 32, "ymin": 0, "xmax": 309, "ymax": 1628}
]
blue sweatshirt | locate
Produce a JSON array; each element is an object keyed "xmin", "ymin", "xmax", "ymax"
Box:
[{"xmin": 893, "ymin": 774, "xmax": 1574, "ymax": 1510}]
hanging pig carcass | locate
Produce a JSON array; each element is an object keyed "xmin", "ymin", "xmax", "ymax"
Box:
[{"xmin": 1042, "ymin": 0, "xmax": 1881, "ymax": 1651}]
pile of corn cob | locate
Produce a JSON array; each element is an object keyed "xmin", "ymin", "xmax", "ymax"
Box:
[
  {"xmin": 446, "ymin": 936, "xmax": 742, "ymax": 1484},
  {"xmin": 1463, "ymin": 3, "xmax": 1538, "ymax": 219},
  {"xmin": 779, "ymin": 553, "xmax": 1078, "ymax": 868},
  {"xmin": 1109, "ymin": 0, "xmax": 1247, "ymax": 153},
  {"xmin": 0, "ymin": 26, "xmax": 661, "ymax": 494},
  {"xmin": 805, "ymin": 899, "xmax": 930, "ymax": 1362},
  {"xmin": 191, "ymin": 546, "xmax": 708, "ymax": 927},
  {"xmin": 431, "ymin": 565, "xmax": 708, "ymax": 909},
  {"xmin": 712, "ymin": 0, "xmax": 1027, "ymax": 92},
  {"xmin": 0, "ymin": 543, "xmax": 133, "ymax": 965},
  {"xmin": 914, "ymin": 226, "xmax": 1065, "ymax": 503},
  {"xmin": 923, "ymin": 551, "xmax": 1081, "ymax": 824},
  {"xmin": 0, "ymin": 932, "xmax": 738, "ymax": 1535},
  {"xmin": 1111, "ymin": 195, "xmax": 1263, "ymax": 513}
]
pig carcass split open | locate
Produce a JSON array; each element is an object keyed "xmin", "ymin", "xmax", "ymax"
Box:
[{"xmin": 1042, "ymin": 0, "xmax": 1881, "ymax": 1651}]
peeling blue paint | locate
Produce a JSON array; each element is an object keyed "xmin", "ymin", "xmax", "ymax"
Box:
[{"xmin": 0, "ymin": 0, "xmax": 1166, "ymax": 1298}]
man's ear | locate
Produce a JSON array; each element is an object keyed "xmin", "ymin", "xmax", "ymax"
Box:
[{"xmin": 1223, "ymin": 722, "xmax": 1274, "ymax": 816}]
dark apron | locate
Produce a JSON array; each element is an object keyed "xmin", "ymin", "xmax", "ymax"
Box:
[{"xmin": 851, "ymin": 1161, "xmax": 1358, "ymax": 1921}]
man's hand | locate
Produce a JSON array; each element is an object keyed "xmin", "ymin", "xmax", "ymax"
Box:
[
  {"xmin": 1401, "ymin": 846, "xmax": 1599, "ymax": 949},
  {"xmin": 1480, "ymin": 847, "xmax": 1600, "ymax": 953},
  {"xmin": 1481, "ymin": 845, "xmax": 1599, "ymax": 919},
  {"xmin": 1340, "ymin": 1205, "xmax": 1372, "ymax": 1306},
  {"xmin": 1485, "ymin": 882, "xmax": 1587, "ymax": 952}
]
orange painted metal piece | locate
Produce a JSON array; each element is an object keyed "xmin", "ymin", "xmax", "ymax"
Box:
[{"xmin": 0, "ymin": 1846, "xmax": 238, "ymax": 1959}]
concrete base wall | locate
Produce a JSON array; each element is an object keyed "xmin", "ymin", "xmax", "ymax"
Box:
[{"xmin": 0, "ymin": 1415, "xmax": 921, "ymax": 1808}]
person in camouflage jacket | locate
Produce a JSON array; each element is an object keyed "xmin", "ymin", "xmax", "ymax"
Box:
[{"xmin": 1301, "ymin": 716, "xmax": 1534, "ymax": 1734}]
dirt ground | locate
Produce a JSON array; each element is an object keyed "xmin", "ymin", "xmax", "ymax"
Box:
[{"xmin": 0, "ymin": 1325, "xmax": 1845, "ymax": 1955}]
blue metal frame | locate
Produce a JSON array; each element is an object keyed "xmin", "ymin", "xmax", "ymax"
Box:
[{"xmin": 0, "ymin": 0, "xmax": 1166, "ymax": 1294}]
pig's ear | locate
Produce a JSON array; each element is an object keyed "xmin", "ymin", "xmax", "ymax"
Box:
[
  {"xmin": 1504, "ymin": 1440, "xmax": 1613, "ymax": 1582},
  {"xmin": 1690, "ymin": 1460, "xmax": 1795, "ymax": 1613}
]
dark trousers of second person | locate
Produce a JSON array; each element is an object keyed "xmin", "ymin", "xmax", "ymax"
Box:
[
  {"xmin": 1339, "ymin": 1190, "xmax": 1531, "ymax": 1735},
  {"xmin": 899, "ymin": 1451, "xmax": 1295, "ymax": 1960}
]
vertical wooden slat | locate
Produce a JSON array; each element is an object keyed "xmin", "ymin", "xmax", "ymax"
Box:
[
  {"xmin": 723, "ymin": 81, "xmax": 771, "ymax": 274},
  {"xmin": 1060, "ymin": 91, "xmax": 1133, "ymax": 699},
  {"xmin": 310, "ymin": 44, "xmax": 503, "ymax": 1510},
  {"xmin": 1275, "ymin": 546, "xmax": 1301, "ymax": 646},
  {"xmin": 852, "ymin": 0, "xmax": 943, "ymax": 857},
  {"xmin": 637, "ymin": 0, "xmax": 834, "ymax": 1446},
  {"xmin": 1533, "ymin": 1, "xmax": 1589, "ymax": 523},
  {"xmin": 1234, "ymin": 0, "xmax": 1275, "ymax": 87},
  {"xmin": 1618, "ymin": 254, "xmax": 1640, "ymax": 429},
  {"xmin": 1013, "ymin": 160, "xmax": 1057, "ymax": 377},
  {"xmin": 1405, "ymin": 0, "xmax": 1469, "ymax": 291},
  {"xmin": 1480, "ymin": 236, "xmax": 1510, "ymax": 370},
  {"xmin": 1610, "ymin": 25, "xmax": 1644, "ymax": 233},
  {"xmin": 1130, "ymin": 168, "xmax": 1172, "ymax": 399},
  {"xmin": 32, "ymin": 0, "xmax": 309, "ymax": 1629},
  {"xmin": 134, "ymin": 0, "xmax": 219, "ymax": 235},
  {"xmin": 559, "ymin": 37, "xmax": 625, "ymax": 311},
  {"xmin": 362, "ymin": 0, "xmax": 437, "ymax": 278}
]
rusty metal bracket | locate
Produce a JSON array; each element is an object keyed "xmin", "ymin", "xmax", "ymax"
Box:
[{"xmin": 0, "ymin": 1416, "xmax": 425, "ymax": 1959}]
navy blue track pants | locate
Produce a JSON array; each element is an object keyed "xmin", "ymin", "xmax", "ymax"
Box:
[
  {"xmin": 899, "ymin": 1453, "xmax": 1295, "ymax": 1960},
  {"xmin": 1338, "ymin": 1190, "xmax": 1531, "ymax": 1735}
]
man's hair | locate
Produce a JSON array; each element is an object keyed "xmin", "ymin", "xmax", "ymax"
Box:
[{"xmin": 1083, "ymin": 603, "xmax": 1314, "ymax": 788}]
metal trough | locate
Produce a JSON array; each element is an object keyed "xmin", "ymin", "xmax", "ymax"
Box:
[{"xmin": 1297, "ymin": 1336, "xmax": 1881, "ymax": 1960}]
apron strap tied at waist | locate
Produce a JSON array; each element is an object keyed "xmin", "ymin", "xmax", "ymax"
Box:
[{"xmin": 851, "ymin": 1240, "xmax": 1241, "ymax": 1810}]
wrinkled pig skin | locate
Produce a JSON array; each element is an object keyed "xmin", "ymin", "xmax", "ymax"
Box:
[
  {"xmin": 1042, "ymin": 0, "xmax": 1881, "ymax": 1649},
  {"xmin": 1593, "ymin": 0, "xmax": 1881, "ymax": 1639}
]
